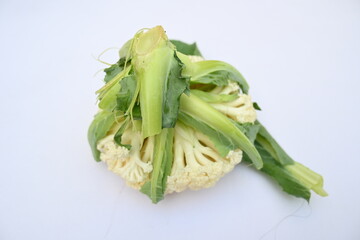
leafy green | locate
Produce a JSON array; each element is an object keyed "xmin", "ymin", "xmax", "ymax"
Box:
[
  {"xmin": 104, "ymin": 58, "xmax": 126, "ymax": 83},
  {"xmin": 161, "ymin": 52, "xmax": 190, "ymax": 128},
  {"xmin": 256, "ymin": 122, "xmax": 294, "ymax": 165},
  {"xmin": 253, "ymin": 102, "xmax": 261, "ymax": 111},
  {"xmin": 113, "ymin": 118, "xmax": 131, "ymax": 150},
  {"xmin": 243, "ymin": 142, "xmax": 311, "ymax": 201},
  {"xmin": 116, "ymin": 74, "xmax": 137, "ymax": 113},
  {"xmin": 242, "ymin": 125, "xmax": 328, "ymax": 200},
  {"xmin": 96, "ymin": 65, "xmax": 131, "ymax": 101},
  {"xmin": 183, "ymin": 60, "xmax": 249, "ymax": 94},
  {"xmin": 131, "ymin": 104, "xmax": 142, "ymax": 120},
  {"xmin": 235, "ymin": 122, "xmax": 261, "ymax": 143},
  {"xmin": 170, "ymin": 40, "xmax": 202, "ymax": 57},
  {"xmin": 140, "ymin": 128, "xmax": 174, "ymax": 203},
  {"xmin": 98, "ymin": 63, "xmax": 131, "ymax": 111},
  {"xmin": 178, "ymin": 112, "xmax": 235, "ymax": 157},
  {"xmin": 191, "ymin": 70, "xmax": 232, "ymax": 86},
  {"xmin": 88, "ymin": 111, "xmax": 116, "ymax": 162}
]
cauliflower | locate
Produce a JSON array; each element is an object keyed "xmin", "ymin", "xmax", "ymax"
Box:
[
  {"xmin": 209, "ymin": 89, "xmax": 257, "ymax": 124},
  {"xmin": 97, "ymin": 121, "xmax": 154, "ymax": 189},
  {"xmin": 97, "ymin": 120, "xmax": 244, "ymax": 194},
  {"xmin": 166, "ymin": 123, "xmax": 242, "ymax": 194},
  {"xmin": 89, "ymin": 26, "xmax": 327, "ymax": 203}
]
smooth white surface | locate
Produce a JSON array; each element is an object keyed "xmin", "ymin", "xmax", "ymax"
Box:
[{"xmin": 0, "ymin": 0, "xmax": 359, "ymax": 239}]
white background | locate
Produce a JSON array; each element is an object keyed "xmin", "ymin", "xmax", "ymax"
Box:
[{"xmin": 1, "ymin": 0, "xmax": 359, "ymax": 239}]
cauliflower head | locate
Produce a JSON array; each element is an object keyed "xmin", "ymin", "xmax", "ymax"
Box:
[
  {"xmin": 97, "ymin": 120, "xmax": 245, "ymax": 194},
  {"xmin": 96, "ymin": 54, "xmax": 258, "ymax": 195}
]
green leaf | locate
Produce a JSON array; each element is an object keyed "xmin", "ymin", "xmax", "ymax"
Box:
[
  {"xmin": 162, "ymin": 52, "xmax": 190, "ymax": 128},
  {"xmin": 116, "ymin": 74, "xmax": 137, "ymax": 113},
  {"xmin": 235, "ymin": 122, "xmax": 261, "ymax": 143},
  {"xmin": 113, "ymin": 118, "xmax": 131, "ymax": 150},
  {"xmin": 99, "ymin": 68, "xmax": 138, "ymax": 112},
  {"xmin": 183, "ymin": 60, "xmax": 249, "ymax": 94},
  {"xmin": 140, "ymin": 128, "xmax": 174, "ymax": 203},
  {"xmin": 170, "ymin": 40, "xmax": 202, "ymax": 57},
  {"xmin": 253, "ymin": 102, "xmax": 261, "ymax": 111},
  {"xmin": 191, "ymin": 70, "xmax": 231, "ymax": 86},
  {"xmin": 243, "ymin": 142, "xmax": 311, "ymax": 201},
  {"xmin": 256, "ymin": 122, "xmax": 294, "ymax": 165},
  {"xmin": 178, "ymin": 112, "xmax": 235, "ymax": 157},
  {"xmin": 132, "ymin": 104, "xmax": 142, "ymax": 120},
  {"xmin": 103, "ymin": 58, "xmax": 126, "ymax": 83},
  {"xmin": 87, "ymin": 111, "xmax": 116, "ymax": 162},
  {"xmin": 96, "ymin": 65, "xmax": 131, "ymax": 101}
]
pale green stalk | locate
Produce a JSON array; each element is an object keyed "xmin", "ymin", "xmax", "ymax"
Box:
[
  {"xmin": 286, "ymin": 162, "xmax": 328, "ymax": 196},
  {"xmin": 131, "ymin": 26, "xmax": 176, "ymax": 138}
]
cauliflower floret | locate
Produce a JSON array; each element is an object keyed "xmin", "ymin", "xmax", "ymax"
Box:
[
  {"xmin": 97, "ymin": 123, "xmax": 154, "ymax": 189},
  {"xmin": 210, "ymin": 94, "xmax": 257, "ymax": 123},
  {"xmin": 204, "ymin": 82, "xmax": 257, "ymax": 123},
  {"xmin": 166, "ymin": 123, "xmax": 242, "ymax": 194}
]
